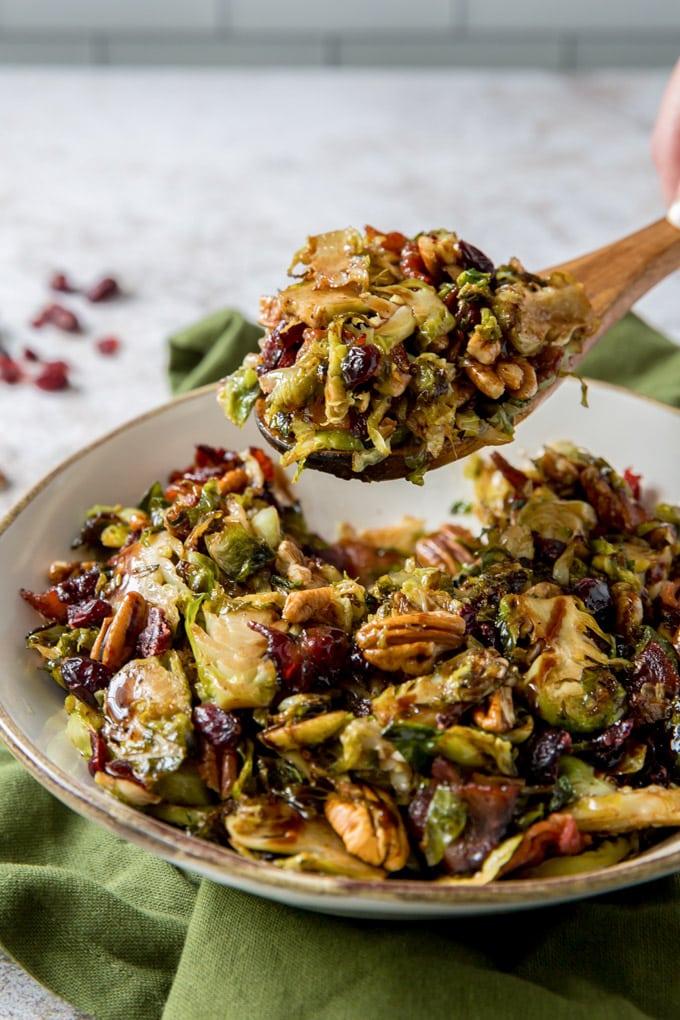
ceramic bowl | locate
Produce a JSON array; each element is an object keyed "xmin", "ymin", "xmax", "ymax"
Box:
[{"xmin": 1, "ymin": 379, "xmax": 679, "ymax": 918}]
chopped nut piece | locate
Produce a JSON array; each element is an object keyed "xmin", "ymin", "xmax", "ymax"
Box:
[{"xmin": 325, "ymin": 781, "xmax": 409, "ymax": 871}]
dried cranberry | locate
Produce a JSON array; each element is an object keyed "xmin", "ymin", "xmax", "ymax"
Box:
[
  {"xmin": 249, "ymin": 621, "xmax": 303, "ymax": 686},
  {"xmin": 136, "ymin": 606, "xmax": 172, "ymax": 657},
  {"xmin": 458, "ymin": 240, "xmax": 495, "ymax": 274},
  {"xmin": 341, "ymin": 344, "xmax": 380, "ymax": 388},
  {"xmin": 56, "ymin": 568, "xmax": 100, "ymax": 604},
  {"xmin": 104, "ymin": 759, "xmax": 138, "ymax": 781},
  {"xmin": 348, "ymin": 409, "xmax": 369, "ymax": 440},
  {"xmin": 572, "ymin": 577, "xmax": 612, "ymax": 617},
  {"xmin": 32, "ymin": 303, "xmax": 81, "ymax": 332},
  {"xmin": 88, "ymin": 731, "xmax": 110, "ymax": 775},
  {"xmin": 193, "ymin": 703, "xmax": 242, "ymax": 751},
  {"xmin": 259, "ymin": 321, "xmax": 306, "ymax": 373},
  {"xmin": 61, "ymin": 656, "xmax": 114, "ymax": 707},
  {"xmin": 66, "ymin": 598, "xmax": 111, "ymax": 628},
  {"xmin": 586, "ymin": 718, "xmax": 634, "ymax": 770},
  {"xmin": 86, "ymin": 276, "xmax": 120, "ymax": 302},
  {"xmin": 96, "ymin": 336, "xmax": 121, "ymax": 356},
  {"xmin": 534, "ymin": 536, "xmax": 567, "ymax": 563},
  {"xmin": 23, "ymin": 347, "xmax": 40, "ymax": 362},
  {"xmin": 524, "ymin": 727, "xmax": 572, "ymax": 785},
  {"xmin": 623, "ymin": 468, "xmax": 642, "ymax": 500},
  {"xmin": 299, "ymin": 626, "xmax": 350, "ymax": 689},
  {"xmin": 0, "ymin": 355, "xmax": 22, "ymax": 384},
  {"xmin": 34, "ymin": 360, "xmax": 70, "ymax": 391},
  {"xmin": 49, "ymin": 271, "xmax": 77, "ymax": 293}
]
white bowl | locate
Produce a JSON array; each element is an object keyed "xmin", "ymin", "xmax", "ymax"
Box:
[{"xmin": 1, "ymin": 378, "xmax": 679, "ymax": 918}]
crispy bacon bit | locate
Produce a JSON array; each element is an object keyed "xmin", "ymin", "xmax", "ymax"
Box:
[
  {"xmin": 364, "ymin": 225, "xmax": 408, "ymax": 254},
  {"xmin": 628, "ymin": 639, "xmax": 680, "ymax": 725},
  {"xmin": 579, "ymin": 464, "xmax": 648, "ymax": 532},
  {"xmin": 136, "ymin": 606, "xmax": 173, "ymax": 658},
  {"xmin": 489, "ymin": 451, "xmax": 533, "ymax": 496},
  {"xmin": 167, "ymin": 445, "xmax": 244, "ymax": 490},
  {"xmin": 410, "ymin": 757, "xmax": 522, "ymax": 875},
  {"xmin": 499, "ymin": 813, "xmax": 590, "ymax": 877},
  {"xmin": 20, "ymin": 585, "xmax": 69, "ymax": 623}
]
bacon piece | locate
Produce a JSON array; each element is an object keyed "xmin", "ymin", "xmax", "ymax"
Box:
[
  {"xmin": 412, "ymin": 757, "xmax": 522, "ymax": 875},
  {"xmin": 628, "ymin": 638, "xmax": 680, "ymax": 725},
  {"xmin": 499, "ymin": 813, "xmax": 590, "ymax": 877},
  {"xmin": 578, "ymin": 464, "xmax": 648, "ymax": 532}
]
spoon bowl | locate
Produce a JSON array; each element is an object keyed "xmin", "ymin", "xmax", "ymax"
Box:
[{"xmin": 256, "ymin": 218, "xmax": 680, "ymax": 482}]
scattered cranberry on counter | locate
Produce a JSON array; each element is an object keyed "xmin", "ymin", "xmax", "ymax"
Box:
[
  {"xmin": 34, "ymin": 360, "xmax": 70, "ymax": 391},
  {"xmin": 95, "ymin": 335, "xmax": 121, "ymax": 356},
  {"xmin": 32, "ymin": 303, "xmax": 81, "ymax": 333},
  {"xmin": 0, "ymin": 354, "xmax": 22, "ymax": 383},
  {"xmin": 49, "ymin": 271, "xmax": 77, "ymax": 293},
  {"xmin": 86, "ymin": 276, "xmax": 120, "ymax": 303}
]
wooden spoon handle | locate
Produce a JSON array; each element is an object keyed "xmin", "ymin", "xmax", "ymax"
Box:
[{"xmin": 551, "ymin": 217, "xmax": 680, "ymax": 357}]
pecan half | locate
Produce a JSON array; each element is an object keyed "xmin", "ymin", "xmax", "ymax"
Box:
[
  {"xmin": 355, "ymin": 610, "xmax": 465, "ymax": 675},
  {"xmin": 91, "ymin": 591, "xmax": 147, "ymax": 671},
  {"xmin": 325, "ymin": 780, "xmax": 409, "ymax": 871}
]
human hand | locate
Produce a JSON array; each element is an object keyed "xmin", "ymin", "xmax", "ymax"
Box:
[{"xmin": 652, "ymin": 57, "xmax": 680, "ymax": 225}]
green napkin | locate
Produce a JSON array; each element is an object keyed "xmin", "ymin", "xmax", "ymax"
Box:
[{"xmin": 2, "ymin": 310, "xmax": 680, "ymax": 1020}]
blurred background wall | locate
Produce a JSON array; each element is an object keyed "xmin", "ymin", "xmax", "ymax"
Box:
[{"xmin": 0, "ymin": 0, "xmax": 679, "ymax": 69}]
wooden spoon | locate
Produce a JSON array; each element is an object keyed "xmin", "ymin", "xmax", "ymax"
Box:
[{"xmin": 256, "ymin": 218, "xmax": 680, "ymax": 482}]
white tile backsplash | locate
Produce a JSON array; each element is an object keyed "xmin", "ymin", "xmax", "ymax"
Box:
[
  {"xmin": 229, "ymin": 0, "xmax": 453, "ymax": 32},
  {"xmin": 467, "ymin": 0, "xmax": 680, "ymax": 31},
  {"xmin": 107, "ymin": 37, "xmax": 327, "ymax": 67},
  {"xmin": 0, "ymin": 0, "xmax": 678, "ymax": 68},
  {"xmin": 0, "ymin": 0, "xmax": 218, "ymax": 31}
]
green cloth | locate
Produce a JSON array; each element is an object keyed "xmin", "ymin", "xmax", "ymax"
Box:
[{"xmin": 2, "ymin": 310, "xmax": 680, "ymax": 1020}]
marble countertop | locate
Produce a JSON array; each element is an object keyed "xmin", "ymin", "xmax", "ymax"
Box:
[{"xmin": 0, "ymin": 66, "xmax": 678, "ymax": 1019}]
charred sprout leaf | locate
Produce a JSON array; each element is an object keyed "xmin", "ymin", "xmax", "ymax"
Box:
[
  {"xmin": 567, "ymin": 786, "xmax": 680, "ymax": 833},
  {"xmin": 205, "ymin": 522, "xmax": 275, "ymax": 582},
  {"xmin": 225, "ymin": 795, "xmax": 387, "ymax": 880},
  {"xmin": 499, "ymin": 593, "xmax": 626, "ymax": 734},
  {"xmin": 137, "ymin": 481, "xmax": 171, "ymax": 528},
  {"xmin": 520, "ymin": 835, "xmax": 634, "ymax": 878},
  {"xmin": 185, "ymin": 598, "xmax": 278, "ymax": 710},
  {"xmin": 423, "ymin": 784, "xmax": 468, "ymax": 866},
  {"xmin": 218, "ymin": 364, "xmax": 261, "ymax": 427},
  {"xmin": 102, "ymin": 651, "xmax": 193, "ymax": 784},
  {"xmin": 383, "ymin": 722, "xmax": 437, "ymax": 772},
  {"xmin": 435, "ymin": 725, "xmax": 517, "ymax": 776}
]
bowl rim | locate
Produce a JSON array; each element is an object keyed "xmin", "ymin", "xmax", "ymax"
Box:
[{"xmin": 2, "ymin": 379, "xmax": 680, "ymax": 915}]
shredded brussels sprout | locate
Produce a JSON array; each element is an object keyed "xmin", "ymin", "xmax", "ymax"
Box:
[{"xmin": 20, "ymin": 439, "xmax": 680, "ymax": 884}]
